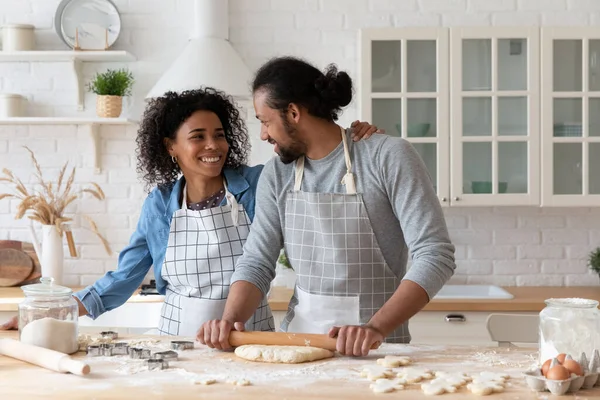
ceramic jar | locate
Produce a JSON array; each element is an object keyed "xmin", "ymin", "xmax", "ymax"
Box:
[{"xmin": 2, "ymin": 24, "xmax": 35, "ymax": 51}]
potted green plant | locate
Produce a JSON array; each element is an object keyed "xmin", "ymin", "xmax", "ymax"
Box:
[
  {"xmin": 278, "ymin": 250, "xmax": 292, "ymax": 269},
  {"xmin": 589, "ymin": 247, "xmax": 600, "ymax": 279},
  {"xmin": 87, "ymin": 68, "xmax": 134, "ymax": 118}
]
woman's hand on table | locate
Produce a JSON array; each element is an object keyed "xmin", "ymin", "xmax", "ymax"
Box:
[{"xmin": 0, "ymin": 316, "xmax": 17, "ymax": 330}]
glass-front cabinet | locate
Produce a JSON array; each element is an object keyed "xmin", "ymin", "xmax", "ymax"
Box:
[
  {"xmin": 542, "ymin": 28, "xmax": 600, "ymax": 206},
  {"xmin": 360, "ymin": 28, "xmax": 450, "ymax": 205},
  {"xmin": 450, "ymin": 27, "xmax": 540, "ymax": 206},
  {"xmin": 360, "ymin": 27, "xmax": 598, "ymax": 207}
]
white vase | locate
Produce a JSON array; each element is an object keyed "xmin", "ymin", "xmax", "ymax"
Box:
[{"xmin": 40, "ymin": 225, "xmax": 64, "ymax": 285}]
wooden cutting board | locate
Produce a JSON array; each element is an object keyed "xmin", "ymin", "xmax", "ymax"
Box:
[
  {"xmin": 0, "ymin": 241, "xmax": 41, "ymax": 286},
  {"xmin": 0, "ymin": 248, "xmax": 33, "ymax": 287}
]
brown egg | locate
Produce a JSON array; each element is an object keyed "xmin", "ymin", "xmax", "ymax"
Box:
[
  {"xmin": 542, "ymin": 358, "xmax": 553, "ymax": 376},
  {"xmin": 546, "ymin": 365, "xmax": 571, "ymax": 381},
  {"xmin": 562, "ymin": 359, "xmax": 584, "ymax": 376},
  {"xmin": 556, "ymin": 353, "xmax": 567, "ymax": 364}
]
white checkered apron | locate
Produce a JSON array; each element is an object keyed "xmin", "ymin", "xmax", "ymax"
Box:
[
  {"xmin": 280, "ymin": 128, "xmax": 409, "ymax": 343},
  {"xmin": 158, "ymin": 182, "xmax": 274, "ymax": 336}
]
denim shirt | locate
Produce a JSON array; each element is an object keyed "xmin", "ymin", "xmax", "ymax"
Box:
[{"xmin": 74, "ymin": 165, "xmax": 264, "ymax": 320}]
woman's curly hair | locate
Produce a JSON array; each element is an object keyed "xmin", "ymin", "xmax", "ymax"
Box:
[{"xmin": 136, "ymin": 87, "xmax": 250, "ymax": 191}]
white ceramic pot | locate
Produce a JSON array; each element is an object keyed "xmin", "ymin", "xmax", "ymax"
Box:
[
  {"xmin": 2, "ymin": 24, "xmax": 35, "ymax": 51},
  {"xmin": 0, "ymin": 93, "xmax": 26, "ymax": 117}
]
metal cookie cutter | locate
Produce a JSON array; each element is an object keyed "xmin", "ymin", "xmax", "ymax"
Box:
[
  {"xmin": 153, "ymin": 350, "xmax": 178, "ymax": 361},
  {"xmin": 146, "ymin": 358, "xmax": 169, "ymax": 370},
  {"xmin": 130, "ymin": 347, "xmax": 152, "ymax": 359},
  {"xmin": 170, "ymin": 340, "xmax": 194, "ymax": 351},
  {"xmin": 99, "ymin": 343, "xmax": 114, "ymax": 356},
  {"xmin": 100, "ymin": 331, "xmax": 119, "ymax": 340},
  {"xmin": 86, "ymin": 345, "xmax": 102, "ymax": 357},
  {"xmin": 112, "ymin": 342, "xmax": 129, "ymax": 356}
]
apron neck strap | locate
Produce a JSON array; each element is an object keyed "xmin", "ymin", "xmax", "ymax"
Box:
[
  {"xmin": 181, "ymin": 178, "xmax": 236, "ymax": 209},
  {"xmin": 293, "ymin": 157, "xmax": 305, "ymax": 191},
  {"xmin": 293, "ymin": 126, "xmax": 356, "ymax": 194}
]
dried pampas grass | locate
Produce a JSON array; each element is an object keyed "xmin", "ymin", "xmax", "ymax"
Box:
[{"xmin": 0, "ymin": 146, "xmax": 111, "ymax": 255}]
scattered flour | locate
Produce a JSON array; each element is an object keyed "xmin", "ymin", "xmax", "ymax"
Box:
[{"xmin": 1, "ymin": 338, "xmax": 540, "ymax": 396}]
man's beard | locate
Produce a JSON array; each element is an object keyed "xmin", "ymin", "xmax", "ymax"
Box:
[{"xmin": 277, "ymin": 119, "xmax": 307, "ymax": 164}]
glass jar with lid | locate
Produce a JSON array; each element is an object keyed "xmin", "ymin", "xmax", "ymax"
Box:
[
  {"xmin": 539, "ymin": 298, "xmax": 599, "ymax": 363},
  {"xmin": 18, "ymin": 277, "xmax": 79, "ymax": 354}
]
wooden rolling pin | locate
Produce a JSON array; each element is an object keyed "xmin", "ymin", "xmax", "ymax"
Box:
[
  {"xmin": 0, "ymin": 339, "xmax": 90, "ymax": 376},
  {"xmin": 229, "ymin": 331, "xmax": 381, "ymax": 351}
]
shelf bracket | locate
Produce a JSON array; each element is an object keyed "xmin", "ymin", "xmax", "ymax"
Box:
[
  {"xmin": 89, "ymin": 123, "xmax": 101, "ymax": 174},
  {"xmin": 71, "ymin": 59, "xmax": 84, "ymax": 111}
]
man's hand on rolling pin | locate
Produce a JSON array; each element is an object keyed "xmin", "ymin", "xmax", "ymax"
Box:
[
  {"xmin": 197, "ymin": 319, "xmax": 245, "ymax": 350},
  {"xmin": 328, "ymin": 324, "xmax": 384, "ymax": 357},
  {"xmin": 0, "ymin": 316, "xmax": 18, "ymax": 330}
]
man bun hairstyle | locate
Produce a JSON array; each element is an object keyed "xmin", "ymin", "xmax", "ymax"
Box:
[{"xmin": 252, "ymin": 56, "xmax": 353, "ymax": 121}]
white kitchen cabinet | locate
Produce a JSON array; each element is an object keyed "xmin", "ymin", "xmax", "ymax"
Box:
[
  {"xmin": 359, "ymin": 28, "xmax": 450, "ymax": 205},
  {"xmin": 409, "ymin": 311, "xmax": 494, "ymax": 346},
  {"xmin": 450, "ymin": 27, "xmax": 540, "ymax": 206},
  {"xmin": 273, "ymin": 309, "xmax": 537, "ymax": 347},
  {"xmin": 541, "ymin": 28, "xmax": 600, "ymax": 206},
  {"xmin": 361, "ymin": 27, "xmax": 600, "ymax": 208}
]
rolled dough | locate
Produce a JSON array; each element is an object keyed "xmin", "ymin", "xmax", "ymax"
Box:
[
  {"xmin": 234, "ymin": 345, "xmax": 334, "ymax": 364},
  {"xmin": 20, "ymin": 317, "xmax": 78, "ymax": 354}
]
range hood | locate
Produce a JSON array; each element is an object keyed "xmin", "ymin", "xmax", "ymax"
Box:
[{"xmin": 145, "ymin": 0, "xmax": 252, "ymax": 99}]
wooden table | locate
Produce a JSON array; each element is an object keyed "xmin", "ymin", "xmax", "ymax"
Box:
[{"xmin": 1, "ymin": 331, "xmax": 599, "ymax": 399}]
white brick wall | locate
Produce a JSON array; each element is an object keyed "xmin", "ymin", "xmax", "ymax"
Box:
[{"xmin": 0, "ymin": 0, "xmax": 598, "ymax": 287}]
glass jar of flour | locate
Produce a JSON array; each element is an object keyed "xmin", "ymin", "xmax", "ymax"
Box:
[
  {"xmin": 18, "ymin": 277, "xmax": 79, "ymax": 354},
  {"xmin": 539, "ymin": 298, "xmax": 599, "ymax": 363}
]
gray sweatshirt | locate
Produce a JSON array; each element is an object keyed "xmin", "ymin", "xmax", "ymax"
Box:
[{"xmin": 231, "ymin": 129, "xmax": 456, "ymax": 302}]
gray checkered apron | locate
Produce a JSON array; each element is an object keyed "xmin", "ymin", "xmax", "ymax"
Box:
[
  {"xmin": 280, "ymin": 127, "xmax": 408, "ymax": 343},
  {"xmin": 158, "ymin": 180, "xmax": 274, "ymax": 336}
]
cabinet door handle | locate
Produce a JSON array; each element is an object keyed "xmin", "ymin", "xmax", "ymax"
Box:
[
  {"xmin": 454, "ymin": 197, "xmax": 460, "ymax": 201},
  {"xmin": 441, "ymin": 197, "xmax": 447, "ymax": 202},
  {"xmin": 445, "ymin": 314, "xmax": 466, "ymax": 322}
]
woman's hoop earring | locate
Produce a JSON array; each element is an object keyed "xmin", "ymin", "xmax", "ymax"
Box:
[{"xmin": 171, "ymin": 156, "xmax": 177, "ymax": 164}]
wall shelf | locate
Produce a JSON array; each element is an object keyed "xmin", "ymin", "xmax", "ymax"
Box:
[
  {"xmin": 0, "ymin": 50, "xmax": 135, "ymax": 62},
  {"xmin": 0, "ymin": 117, "xmax": 138, "ymax": 173},
  {"xmin": 0, "ymin": 117, "xmax": 136, "ymax": 125},
  {"xmin": 0, "ymin": 50, "xmax": 136, "ymax": 111}
]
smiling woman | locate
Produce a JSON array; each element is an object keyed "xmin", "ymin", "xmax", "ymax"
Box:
[{"xmin": 136, "ymin": 88, "xmax": 250, "ymax": 193}]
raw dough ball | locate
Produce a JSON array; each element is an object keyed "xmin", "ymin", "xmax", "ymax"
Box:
[
  {"xmin": 369, "ymin": 378, "xmax": 406, "ymax": 393},
  {"xmin": 396, "ymin": 367, "xmax": 434, "ymax": 383},
  {"xmin": 20, "ymin": 317, "xmax": 78, "ymax": 354},
  {"xmin": 376, "ymin": 355, "xmax": 411, "ymax": 367},
  {"xmin": 234, "ymin": 345, "xmax": 333, "ymax": 364},
  {"xmin": 360, "ymin": 365, "xmax": 395, "ymax": 381}
]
